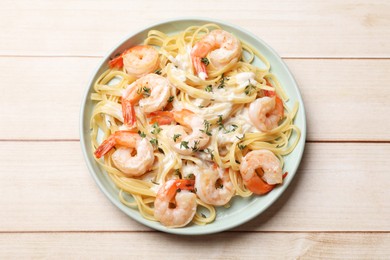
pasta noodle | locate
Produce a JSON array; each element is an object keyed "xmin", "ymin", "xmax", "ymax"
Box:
[{"xmin": 90, "ymin": 24, "xmax": 300, "ymax": 227}]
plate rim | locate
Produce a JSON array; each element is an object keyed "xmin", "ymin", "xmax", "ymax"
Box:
[{"xmin": 79, "ymin": 17, "xmax": 307, "ymax": 235}]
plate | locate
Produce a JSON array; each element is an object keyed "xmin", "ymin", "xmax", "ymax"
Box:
[{"xmin": 80, "ymin": 18, "xmax": 306, "ymax": 235}]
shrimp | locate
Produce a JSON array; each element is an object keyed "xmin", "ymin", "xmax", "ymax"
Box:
[
  {"xmin": 195, "ymin": 165, "xmax": 235, "ymax": 206},
  {"xmin": 149, "ymin": 109, "xmax": 210, "ymax": 155},
  {"xmin": 248, "ymin": 96, "xmax": 284, "ymax": 132},
  {"xmin": 154, "ymin": 179, "xmax": 197, "ymax": 228},
  {"xmin": 239, "ymin": 150, "xmax": 282, "ymax": 195},
  {"xmin": 94, "ymin": 131, "xmax": 154, "ymax": 177},
  {"xmin": 109, "ymin": 45, "xmax": 159, "ymax": 78},
  {"xmin": 191, "ymin": 29, "xmax": 242, "ymax": 79},
  {"xmin": 121, "ymin": 74, "xmax": 171, "ymax": 127}
]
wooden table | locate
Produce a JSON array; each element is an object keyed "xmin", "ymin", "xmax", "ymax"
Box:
[{"xmin": 1, "ymin": 0, "xmax": 389, "ymax": 258}]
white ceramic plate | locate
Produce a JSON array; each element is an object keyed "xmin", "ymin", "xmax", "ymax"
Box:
[{"xmin": 80, "ymin": 18, "xmax": 306, "ymax": 235}]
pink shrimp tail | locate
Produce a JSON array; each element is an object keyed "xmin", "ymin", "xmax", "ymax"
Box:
[
  {"xmin": 94, "ymin": 135, "xmax": 116, "ymax": 158},
  {"xmin": 191, "ymin": 56, "xmax": 208, "ymax": 79},
  {"xmin": 122, "ymin": 99, "xmax": 136, "ymax": 127}
]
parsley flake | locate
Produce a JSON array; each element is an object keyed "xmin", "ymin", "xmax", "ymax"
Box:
[
  {"xmin": 150, "ymin": 138, "xmax": 158, "ymax": 146},
  {"xmin": 244, "ymin": 84, "xmax": 256, "ymax": 95},
  {"xmin": 173, "ymin": 134, "xmax": 181, "ymax": 142},
  {"xmin": 138, "ymin": 131, "xmax": 146, "ymax": 138},
  {"xmin": 201, "ymin": 57, "xmax": 209, "ymax": 66},
  {"xmin": 205, "ymin": 85, "xmax": 213, "ymax": 93},
  {"xmin": 151, "ymin": 122, "xmax": 161, "ymax": 135},
  {"xmin": 238, "ymin": 144, "xmax": 247, "ymax": 150},
  {"xmin": 180, "ymin": 141, "xmax": 189, "ymax": 149},
  {"xmin": 200, "ymin": 120, "xmax": 212, "ymax": 136}
]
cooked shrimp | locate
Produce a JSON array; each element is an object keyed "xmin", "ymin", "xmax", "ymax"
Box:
[
  {"xmin": 121, "ymin": 74, "xmax": 171, "ymax": 127},
  {"xmin": 191, "ymin": 29, "xmax": 242, "ymax": 79},
  {"xmin": 239, "ymin": 149, "xmax": 282, "ymax": 195},
  {"xmin": 195, "ymin": 165, "xmax": 235, "ymax": 206},
  {"xmin": 109, "ymin": 45, "xmax": 159, "ymax": 78},
  {"xmin": 150, "ymin": 109, "xmax": 210, "ymax": 155},
  {"xmin": 154, "ymin": 179, "xmax": 197, "ymax": 228},
  {"xmin": 94, "ymin": 131, "xmax": 154, "ymax": 177},
  {"xmin": 249, "ymin": 96, "xmax": 284, "ymax": 132}
]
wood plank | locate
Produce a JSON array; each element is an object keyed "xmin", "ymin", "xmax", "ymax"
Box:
[
  {"xmin": 1, "ymin": 57, "xmax": 390, "ymax": 141},
  {"xmin": 0, "ymin": 232, "xmax": 389, "ymax": 259},
  {"xmin": 0, "ymin": 0, "xmax": 389, "ymax": 57},
  {"xmin": 0, "ymin": 142, "xmax": 389, "ymax": 232}
]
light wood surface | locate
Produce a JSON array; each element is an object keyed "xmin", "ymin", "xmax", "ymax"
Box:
[{"xmin": 1, "ymin": 0, "xmax": 389, "ymax": 258}]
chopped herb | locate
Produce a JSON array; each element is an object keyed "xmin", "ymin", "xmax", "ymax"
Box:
[
  {"xmin": 151, "ymin": 180, "xmax": 159, "ymax": 185},
  {"xmin": 201, "ymin": 213, "xmax": 207, "ymax": 218},
  {"xmin": 186, "ymin": 173, "xmax": 195, "ymax": 180},
  {"xmin": 158, "ymin": 147, "xmax": 164, "ymax": 154},
  {"xmin": 217, "ymin": 115, "xmax": 225, "ymax": 130},
  {"xmin": 235, "ymin": 160, "xmax": 241, "ymax": 164},
  {"xmin": 191, "ymin": 140, "xmax": 200, "ymax": 152},
  {"xmin": 155, "ymin": 69, "xmax": 162, "ymax": 75},
  {"xmin": 174, "ymin": 169, "xmax": 181, "ymax": 175},
  {"xmin": 138, "ymin": 131, "xmax": 146, "ymax": 138},
  {"xmin": 236, "ymin": 134, "xmax": 245, "ymax": 140},
  {"xmin": 204, "ymin": 148, "xmax": 215, "ymax": 160},
  {"xmin": 168, "ymin": 96, "xmax": 174, "ymax": 103},
  {"xmin": 139, "ymin": 86, "xmax": 151, "ymax": 97},
  {"xmin": 150, "ymin": 138, "xmax": 158, "ymax": 146},
  {"xmin": 244, "ymin": 83, "xmax": 256, "ymax": 95},
  {"xmin": 173, "ymin": 134, "xmax": 181, "ymax": 142},
  {"xmin": 201, "ymin": 57, "xmax": 209, "ymax": 66},
  {"xmin": 176, "ymin": 188, "xmax": 181, "ymax": 193},
  {"xmin": 180, "ymin": 141, "xmax": 189, "ymax": 149},
  {"xmin": 224, "ymin": 124, "xmax": 238, "ymax": 134},
  {"xmin": 194, "ymin": 187, "xmax": 197, "ymax": 193},
  {"xmin": 200, "ymin": 120, "xmax": 212, "ymax": 136},
  {"xmin": 205, "ymin": 85, "xmax": 213, "ymax": 93},
  {"xmin": 217, "ymin": 75, "xmax": 228, "ymax": 89},
  {"xmin": 151, "ymin": 122, "xmax": 161, "ymax": 135},
  {"xmin": 238, "ymin": 144, "xmax": 247, "ymax": 150},
  {"xmin": 198, "ymin": 105, "xmax": 205, "ymax": 108}
]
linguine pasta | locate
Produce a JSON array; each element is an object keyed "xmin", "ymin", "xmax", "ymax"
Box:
[{"xmin": 90, "ymin": 24, "xmax": 300, "ymax": 227}]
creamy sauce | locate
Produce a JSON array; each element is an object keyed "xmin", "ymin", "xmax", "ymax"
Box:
[
  {"xmin": 170, "ymin": 66, "xmax": 186, "ymax": 82},
  {"xmin": 181, "ymin": 162, "xmax": 199, "ymax": 177},
  {"xmin": 235, "ymin": 72, "xmax": 258, "ymax": 88}
]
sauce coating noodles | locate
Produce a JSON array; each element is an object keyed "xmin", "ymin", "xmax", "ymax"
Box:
[{"xmin": 90, "ymin": 24, "xmax": 300, "ymax": 228}]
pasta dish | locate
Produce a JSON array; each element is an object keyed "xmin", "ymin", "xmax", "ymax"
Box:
[{"xmin": 90, "ymin": 24, "xmax": 300, "ymax": 228}]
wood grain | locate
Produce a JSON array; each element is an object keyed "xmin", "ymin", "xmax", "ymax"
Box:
[
  {"xmin": 0, "ymin": 142, "xmax": 389, "ymax": 232},
  {"xmin": 0, "ymin": 0, "xmax": 389, "ymax": 57},
  {"xmin": 1, "ymin": 0, "xmax": 389, "ymax": 256},
  {"xmin": 0, "ymin": 232, "xmax": 389, "ymax": 259},
  {"xmin": 1, "ymin": 57, "xmax": 390, "ymax": 141}
]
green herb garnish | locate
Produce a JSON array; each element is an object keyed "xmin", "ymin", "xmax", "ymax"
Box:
[
  {"xmin": 200, "ymin": 120, "xmax": 212, "ymax": 136},
  {"xmin": 150, "ymin": 138, "xmax": 158, "ymax": 146},
  {"xmin": 173, "ymin": 134, "xmax": 181, "ymax": 142},
  {"xmin": 205, "ymin": 85, "xmax": 213, "ymax": 93},
  {"xmin": 191, "ymin": 140, "xmax": 200, "ymax": 152},
  {"xmin": 201, "ymin": 57, "xmax": 209, "ymax": 66},
  {"xmin": 180, "ymin": 141, "xmax": 189, "ymax": 149},
  {"xmin": 138, "ymin": 131, "xmax": 146, "ymax": 138},
  {"xmin": 204, "ymin": 148, "xmax": 215, "ymax": 160},
  {"xmin": 238, "ymin": 144, "xmax": 247, "ymax": 150},
  {"xmin": 151, "ymin": 122, "xmax": 161, "ymax": 135},
  {"xmin": 217, "ymin": 75, "xmax": 228, "ymax": 89},
  {"xmin": 244, "ymin": 83, "xmax": 256, "ymax": 95}
]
